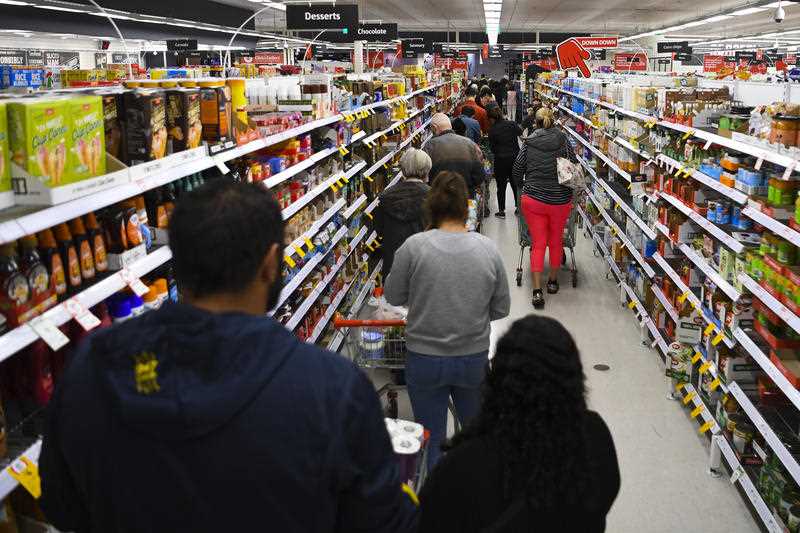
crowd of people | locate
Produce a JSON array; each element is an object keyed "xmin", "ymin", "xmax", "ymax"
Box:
[{"xmin": 35, "ymin": 75, "xmax": 620, "ymax": 533}]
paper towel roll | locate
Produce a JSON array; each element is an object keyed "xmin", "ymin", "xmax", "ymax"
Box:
[
  {"xmin": 385, "ymin": 418, "xmax": 398, "ymax": 437},
  {"xmin": 395, "ymin": 420, "xmax": 424, "ymax": 441},
  {"xmin": 391, "ymin": 434, "xmax": 421, "ymax": 455}
]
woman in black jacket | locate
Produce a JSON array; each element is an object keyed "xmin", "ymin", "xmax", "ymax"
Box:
[
  {"xmin": 373, "ymin": 148, "xmax": 431, "ymax": 279},
  {"xmin": 418, "ymin": 315, "xmax": 620, "ymax": 533},
  {"xmin": 486, "ymin": 102, "xmax": 522, "ymax": 218}
]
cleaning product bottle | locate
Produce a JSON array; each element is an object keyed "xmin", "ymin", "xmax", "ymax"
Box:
[
  {"xmin": 37, "ymin": 229, "xmax": 67, "ymax": 300},
  {"xmin": 18, "ymin": 235, "xmax": 54, "ymax": 315},
  {"xmin": 154, "ymin": 278, "xmax": 169, "ymax": 307},
  {"xmin": 133, "ymin": 196, "xmax": 152, "ymax": 249},
  {"xmin": 119, "ymin": 200, "xmax": 143, "ymax": 249},
  {"xmin": 0, "ymin": 244, "xmax": 31, "ymax": 327},
  {"xmin": 69, "ymin": 218, "xmax": 95, "ymax": 284},
  {"xmin": 84, "ymin": 212, "xmax": 108, "ymax": 274},
  {"xmin": 53, "ymin": 223, "xmax": 82, "ymax": 295},
  {"xmin": 129, "ymin": 293, "xmax": 145, "ymax": 317},
  {"xmin": 142, "ymin": 286, "xmax": 159, "ymax": 312}
]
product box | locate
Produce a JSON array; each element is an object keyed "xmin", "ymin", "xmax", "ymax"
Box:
[
  {"xmin": 166, "ymin": 89, "xmax": 202, "ymax": 153},
  {"xmin": 97, "ymin": 91, "xmax": 125, "ymax": 161},
  {"xmin": 0, "ymin": 101, "xmax": 11, "ymax": 203},
  {"xmin": 67, "ymin": 95, "xmax": 106, "ymax": 180},
  {"xmin": 0, "ymin": 66, "xmax": 44, "ymax": 89},
  {"xmin": 8, "ymin": 98, "xmax": 70, "ymax": 186},
  {"xmin": 666, "ymin": 342, "xmax": 693, "ymax": 382},
  {"xmin": 200, "ymin": 86, "xmax": 230, "ymax": 144},
  {"xmin": 124, "ymin": 90, "xmax": 167, "ymax": 165}
]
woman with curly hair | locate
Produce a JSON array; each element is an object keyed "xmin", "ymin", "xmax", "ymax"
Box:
[{"xmin": 418, "ymin": 315, "xmax": 620, "ymax": 533}]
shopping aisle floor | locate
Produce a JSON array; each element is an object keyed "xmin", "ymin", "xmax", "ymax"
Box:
[{"xmin": 484, "ymin": 184, "xmax": 759, "ymax": 532}]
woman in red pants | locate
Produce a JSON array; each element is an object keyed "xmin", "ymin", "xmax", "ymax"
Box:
[{"xmin": 512, "ymin": 107, "xmax": 577, "ymax": 309}]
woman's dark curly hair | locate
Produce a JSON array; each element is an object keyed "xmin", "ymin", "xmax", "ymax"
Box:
[{"xmin": 447, "ymin": 315, "xmax": 590, "ymax": 507}]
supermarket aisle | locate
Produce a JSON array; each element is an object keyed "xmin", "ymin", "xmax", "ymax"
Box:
[{"xmin": 485, "ymin": 183, "xmax": 759, "ymax": 532}]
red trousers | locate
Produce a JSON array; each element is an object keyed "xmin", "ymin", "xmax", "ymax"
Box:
[{"xmin": 521, "ymin": 195, "xmax": 573, "ymax": 273}]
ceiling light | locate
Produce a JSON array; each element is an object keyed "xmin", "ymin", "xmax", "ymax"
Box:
[
  {"xmin": 36, "ymin": 4, "xmax": 84, "ymax": 11},
  {"xmin": 0, "ymin": 0, "xmax": 31, "ymax": 4},
  {"xmin": 484, "ymin": 5, "xmax": 502, "ymax": 11},
  {"xmin": 703, "ymin": 15, "xmax": 733, "ymax": 23},
  {"xmin": 681, "ymin": 20, "xmax": 709, "ymax": 28},
  {"xmin": 731, "ymin": 7, "xmax": 766, "ymax": 15},
  {"xmin": 764, "ymin": 1, "xmax": 796, "ymax": 7}
]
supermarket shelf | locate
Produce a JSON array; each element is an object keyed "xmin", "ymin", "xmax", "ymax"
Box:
[
  {"xmin": 734, "ymin": 327, "xmax": 800, "ymax": 413},
  {"xmin": 364, "ymin": 196, "xmax": 380, "ymax": 216},
  {"xmin": 386, "ymin": 170, "xmax": 403, "ymax": 190},
  {"xmin": 742, "ymin": 206, "xmax": 800, "ymax": 248},
  {"xmin": 587, "ymin": 191, "xmax": 656, "ymax": 278},
  {"xmin": 578, "ymin": 203, "xmax": 624, "ymax": 280},
  {"xmin": 342, "ymin": 195, "xmax": 367, "ymax": 219},
  {"xmin": 659, "ymin": 192, "xmax": 744, "ymax": 253},
  {"xmin": 612, "ymin": 136, "xmax": 654, "ymax": 162},
  {"xmin": 275, "ymin": 225, "xmax": 348, "ymax": 311},
  {"xmin": 651, "ymin": 285, "xmax": 680, "ymax": 324},
  {"xmin": 680, "ymin": 383, "xmax": 720, "ymax": 434},
  {"xmin": 285, "ymin": 198, "xmax": 346, "ymax": 257},
  {"xmin": 655, "ymin": 221, "xmax": 670, "ymax": 239},
  {"xmin": 327, "ymin": 259, "xmax": 383, "ymax": 353},
  {"xmin": 678, "ymin": 243, "xmax": 741, "ymax": 302},
  {"xmin": 645, "ymin": 318, "xmax": 670, "ymax": 355},
  {"xmin": 0, "ymin": 439, "xmax": 41, "ymax": 502},
  {"xmin": 623, "ymin": 283, "xmax": 648, "ymax": 319},
  {"xmin": 361, "ymin": 116, "xmax": 430, "ymax": 180},
  {"xmin": 364, "ymin": 230, "xmax": 379, "ymax": 250},
  {"xmin": 563, "ymin": 124, "xmax": 632, "ymax": 182},
  {"xmin": 282, "ymin": 161, "xmax": 366, "ymax": 221},
  {"xmin": 0, "ymin": 147, "xmax": 213, "ymax": 246},
  {"xmin": 714, "ymin": 434, "xmax": 782, "ymax": 533},
  {"xmin": 693, "ymin": 345, "xmax": 729, "ymax": 395},
  {"xmin": 658, "ymin": 154, "xmax": 748, "ymax": 205},
  {"xmin": 264, "ymin": 147, "xmax": 339, "ymax": 189},
  {"xmin": 729, "ymin": 381, "xmax": 800, "ymax": 487},
  {"xmin": 360, "ymin": 102, "xmax": 432, "ymax": 146},
  {"xmin": 0, "ymin": 246, "xmax": 173, "ymax": 365},
  {"xmin": 739, "ymin": 273, "xmax": 800, "ymax": 335},
  {"xmin": 588, "ymin": 162, "xmax": 657, "ymax": 240},
  {"xmin": 308, "ymin": 274, "xmax": 358, "ymax": 344},
  {"xmin": 558, "ymin": 105, "xmax": 595, "ymax": 129}
]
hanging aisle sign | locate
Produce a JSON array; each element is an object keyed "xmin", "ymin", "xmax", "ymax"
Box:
[
  {"xmin": 657, "ymin": 41, "xmax": 690, "ymax": 53},
  {"xmin": 356, "ymin": 23, "xmax": 397, "ymax": 41},
  {"xmin": 402, "ymin": 39, "xmax": 431, "ymax": 58},
  {"xmin": 254, "ymin": 51, "xmax": 283, "ymax": 65},
  {"xmin": 613, "ymin": 52, "xmax": 647, "ymax": 72},
  {"xmin": 286, "ymin": 5, "xmax": 359, "ymax": 30},
  {"xmin": 167, "ymin": 40, "xmax": 198, "ymax": 52}
]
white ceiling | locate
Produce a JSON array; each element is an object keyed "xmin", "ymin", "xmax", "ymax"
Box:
[{"xmin": 211, "ymin": 0, "xmax": 800, "ymax": 41}]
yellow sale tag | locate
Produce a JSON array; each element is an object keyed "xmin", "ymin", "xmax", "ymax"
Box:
[
  {"xmin": 699, "ymin": 361, "xmax": 712, "ymax": 375},
  {"xmin": 365, "ymin": 212, "xmax": 374, "ymax": 220},
  {"xmin": 674, "ymin": 166, "xmax": 684, "ymax": 176},
  {"xmin": 304, "ymin": 237, "xmax": 314, "ymax": 251},
  {"xmin": 8, "ymin": 457, "xmax": 40, "ymax": 499},
  {"xmin": 293, "ymin": 245, "xmax": 306, "ymax": 259},
  {"xmin": 712, "ymin": 333, "xmax": 725, "ymax": 346},
  {"xmin": 364, "ymin": 175, "xmax": 374, "ymax": 182},
  {"xmin": 682, "ymin": 130, "xmax": 695, "ymax": 140},
  {"xmin": 284, "ymin": 255, "xmax": 296, "ymax": 268},
  {"xmin": 381, "ymin": 135, "xmax": 388, "ymax": 142},
  {"xmin": 677, "ymin": 292, "xmax": 689, "ymax": 304},
  {"xmin": 342, "ymin": 176, "xmax": 350, "ymax": 183},
  {"xmin": 683, "ymin": 391, "xmax": 696, "ymax": 405},
  {"xmin": 337, "ymin": 179, "xmax": 345, "ymax": 188},
  {"xmin": 709, "ymin": 377, "xmax": 722, "ymax": 391},
  {"xmin": 699, "ymin": 421, "xmax": 714, "ymax": 434},
  {"xmin": 383, "ymin": 163, "xmax": 390, "ymax": 170},
  {"xmin": 691, "ymin": 405, "xmax": 704, "ymax": 419},
  {"xmin": 691, "ymin": 352, "xmax": 702, "ymax": 364},
  {"xmin": 675, "ymin": 382, "xmax": 686, "ymax": 392},
  {"xmin": 628, "ymin": 300, "xmax": 637, "ymax": 310},
  {"xmin": 330, "ymin": 183, "xmax": 339, "ymax": 193},
  {"xmin": 366, "ymin": 244, "xmax": 375, "ymax": 252},
  {"xmin": 344, "ymin": 114, "xmax": 354, "ymax": 123},
  {"xmin": 704, "ymin": 323, "xmax": 716, "ymax": 336},
  {"xmin": 627, "ymin": 183, "xmax": 632, "ymax": 190}
]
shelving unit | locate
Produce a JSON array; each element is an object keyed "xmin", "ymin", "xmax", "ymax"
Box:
[
  {"xmin": 327, "ymin": 259, "xmax": 383, "ymax": 353},
  {"xmin": 658, "ymin": 192, "xmax": 744, "ymax": 253},
  {"xmin": 657, "ymin": 154, "xmax": 749, "ymax": 205}
]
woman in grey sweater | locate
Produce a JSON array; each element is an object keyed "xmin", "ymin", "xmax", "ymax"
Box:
[{"xmin": 385, "ymin": 171, "xmax": 510, "ymax": 470}]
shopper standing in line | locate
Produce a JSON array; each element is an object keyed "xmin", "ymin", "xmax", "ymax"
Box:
[
  {"xmin": 458, "ymin": 106, "xmax": 482, "ymax": 144},
  {"xmin": 39, "ymin": 180, "xmax": 418, "ymax": 533},
  {"xmin": 374, "ymin": 148, "xmax": 431, "ymax": 279},
  {"xmin": 486, "ymin": 102, "xmax": 522, "ymax": 219},
  {"xmin": 513, "ymin": 107, "xmax": 577, "ymax": 309},
  {"xmin": 424, "ymin": 113, "xmax": 485, "ymax": 190},
  {"xmin": 455, "ymin": 86, "xmax": 489, "ymax": 134},
  {"xmin": 385, "ymin": 171, "xmax": 510, "ymax": 470},
  {"xmin": 417, "ymin": 315, "xmax": 620, "ymax": 533},
  {"xmin": 478, "ymin": 85, "xmax": 495, "ymax": 109},
  {"xmin": 492, "ymin": 78, "xmax": 507, "ymax": 110}
]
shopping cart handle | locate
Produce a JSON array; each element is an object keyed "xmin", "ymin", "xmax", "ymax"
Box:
[{"xmin": 334, "ymin": 319, "xmax": 407, "ymax": 328}]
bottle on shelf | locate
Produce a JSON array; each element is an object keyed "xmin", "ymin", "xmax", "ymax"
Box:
[
  {"xmin": 69, "ymin": 218, "xmax": 96, "ymax": 285},
  {"xmin": 84, "ymin": 212, "xmax": 108, "ymax": 274},
  {"xmin": 53, "ymin": 223, "xmax": 82, "ymax": 295},
  {"xmin": 18, "ymin": 235, "xmax": 55, "ymax": 316},
  {"xmin": 37, "ymin": 229, "xmax": 67, "ymax": 301}
]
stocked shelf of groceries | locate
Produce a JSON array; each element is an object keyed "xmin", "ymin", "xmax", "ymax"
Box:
[
  {"xmin": 537, "ymin": 68, "xmax": 800, "ymax": 530},
  {"xmin": 0, "ymin": 64, "xmax": 461, "ymax": 509}
]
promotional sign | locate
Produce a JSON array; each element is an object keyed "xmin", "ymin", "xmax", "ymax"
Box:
[
  {"xmin": 736, "ymin": 51, "xmax": 757, "ymax": 62},
  {"xmin": 236, "ymin": 51, "xmax": 255, "ymax": 64},
  {"xmin": 657, "ymin": 58, "xmax": 671, "ymax": 65},
  {"xmin": 356, "ymin": 50, "xmax": 385, "ymax": 68},
  {"xmin": 488, "ymin": 45, "xmax": 504, "ymax": 59},
  {"xmin": 254, "ymin": 51, "xmax": 284, "ymax": 65},
  {"xmin": 703, "ymin": 55, "xmax": 726, "ymax": 72},
  {"xmin": 657, "ymin": 41, "xmax": 690, "ymax": 53},
  {"xmin": 440, "ymin": 50, "xmax": 456, "ymax": 59},
  {"xmin": 26, "ymin": 51, "xmax": 44, "ymax": 66},
  {"xmin": 613, "ymin": 52, "xmax": 647, "ymax": 72},
  {"xmin": 575, "ymin": 36, "xmax": 618, "ymax": 49},
  {"xmin": 167, "ymin": 39, "xmax": 198, "ymax": 52},
  {"xmin": 402, "ymin": 39, "xmax": 431, "ymax": 57},
  {"xmin": 111, "ymin": 52, "xmax": 138, "ymax": 64},
  {"xmin": 592, "ymin": 49, "xmax": 606, "ymax": 60},
  {"xmin": 356, "ymin": 22, "xmax": 397, "ymax": 41},
  {"xmin": 43, "ymin": 52, "xmax": 79, "ymax": 68},
  {"xmin": 0, "ymin": 50, "xmax": 26, "ymax": 66},
  {"xmin": 674, "ymin": 52, "xmax": 694, "ymax": 62},
  {"xmin": 95, "ymin": 53, "xmax": 108, "ymax": 68},
  {"xmin": 286, "ymin": 5, "xmax": 358, "ymax": 30},
  {"xmin": 787, "ymin": 54, "xmax": 797, "ymax": 65}
]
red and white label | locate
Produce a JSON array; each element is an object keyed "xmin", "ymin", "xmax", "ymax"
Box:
[
  {"xmin": 703, "ymin": 55, "xmax": 726, "ymax": 72},
  {"xmin": 575, "ymin": 36, "xmax": 618, "ymax": 49},
  {"xmin": 254, "ymin": 51, "xmax": 283, "ymax": 65},
  {"xmin": 613, "ymin": 52, "xmax": 647, "ymax": 71}
]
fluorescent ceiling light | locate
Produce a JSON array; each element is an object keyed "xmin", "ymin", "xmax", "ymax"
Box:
[
  {"xmin": 36, "ymin": 4, "xmax": 82, "ymax": 11},
  {"xmin": 703, "ymin": 15, "xmax": 733, "ymax": 23},
  {"xmin": 764, "ymin": 1, "xmax": 797, "ymax": 7},
  {"xmin": 484, "ymin": 5, "xmax": 502, "ymax": 11},
  {"xmin": 680, "ymin": 20, "xmax": 709, "ymax": 28},
  {"xmin": 0, "ymin": 0, "xmax": 31, "ymax": 4},
  {"xmin": 731, "ymin": 7, "xmax": 766, "ymax": 15}
]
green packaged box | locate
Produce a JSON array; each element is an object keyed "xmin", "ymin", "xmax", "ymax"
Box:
[
  {"xmin": 8, "ymin": 98, "xmax": 70, "ymax": 187},
  {"xmin": 0, "ymin": 102, "xmax": 10, "ymax": 193},
  {"xmin": 67, "ymin": 95, "xmax": 106, "ymax": 180}
]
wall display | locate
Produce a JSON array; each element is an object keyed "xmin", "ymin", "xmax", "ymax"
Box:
[
  {"xmin": 613, "ymin": 52, "xmax": 648, "ymax": 72},
  {"xmin": 285, "ymin": 5, "xmax": 358, "ymax": 30}
]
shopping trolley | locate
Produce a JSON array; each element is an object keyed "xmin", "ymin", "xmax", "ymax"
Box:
[{"xmin": 514, "ymin": 190, "xmax": 579, "ymax": 288}]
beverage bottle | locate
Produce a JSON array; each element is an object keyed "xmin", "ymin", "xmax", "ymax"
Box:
[
  {"xmin": 53, "ymin": 224, "xmax": 82, "ymax": 295},
  {"xmin": 37, "ymin": 229, "xmax": 67, "ymax": 300},
  {"xmin": 69, "ymin": 218, "xmax": 95, "ymax": 284},
  {"xmin": 84, "ymin": 212, "xmax": 108, "ymax": 274}
]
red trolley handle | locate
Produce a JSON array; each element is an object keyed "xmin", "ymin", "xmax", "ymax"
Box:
[{"xmin": 333, "ymin": 319, "xmax": 407, "ymax": 328}]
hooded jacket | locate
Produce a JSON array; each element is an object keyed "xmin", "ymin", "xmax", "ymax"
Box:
[
  {"xmin": 374, "ymin": 180, "xmax": 430, "ymax": 278},
  {"xmin": 512, "ymin": 127, "xmax": 575, "ymax": 206},
  {"xmin": 39, "ymin": 302, "xmax": 417, "ymax": 533}
]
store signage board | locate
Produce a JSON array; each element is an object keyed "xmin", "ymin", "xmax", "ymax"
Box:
[
  {"xmin": 657, "ymin": 41, "xmax": 690, "ymax": 53},
  {"xmin": 675, "ymin": 52, "xmax": 694, "ymax": 62},
  {"xmin": 95, "ymin": 53, "xmax": 108, "ymax": 68},
  {"xmin": 736, "ymin": 51, "xmax": 757, "ymax": 61},
  {"xmin": 402, "ymin": 39, "xmax": 431, "ymax": 57},
  {"xmin": 703, "ymin": 55, "xmax": 725, "ymax": 72},
  {"xmin": 0, "ymin": 50, "xmax": 26, "ymax": 66},
  {"xmin": 575, "ymin": 36, "xmax": 618, "ymax": 49},
  {"xmin": 111, "ymin": 53, "xmax": 138, "ymax": 64},
  {"xmin": 286, "ymin": 5, "xmax": 358, "ymax": 30},
  {"xmin": 167, "ymin": 39, "xmax": 198, "ymax": 52},
  {"xmin": 592, "ymin": 49, "xmax": 606, "ymax": 60},
  {"xmin": 356, "ymin": 23, "xmax": 397, "ymax": 41},
  {"xmin": 254, "ymin": 51, "xmax": 283, "ymax": 65},
  {"xmin": 488, "ymin": 45, "xmax": 504, "ymax": 59},
  {"xmin": 657, "ymin": 58, "xmax": 671, "ymax": 65},
  {"xmin": 26, "ymin": 51, "xmax": 44, "ymax": 67},
  {"xmin": 440, "ymin": 50, "xmax": 456, "ymax": 59},
  {"xmin": 613, "ymin": 52, "xmax": 647, "ymax": 72}
]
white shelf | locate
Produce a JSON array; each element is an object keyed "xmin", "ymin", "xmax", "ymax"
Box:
[
  {"xmin": 386, "ymin": 170, "xmax": 403, "ymax": 189},
  {"xmin": 263, "ymin": 147, "xmax": 339, "ymax": 189},
  {"xmin": 742, "ymin": 206, "xmax": 800, "ymax": 248},
  {"xmin": 693, "ymin": 345, "xmax": 730, "ymax": 394},
  {"xmin": 680, "ymin": 383, "xmax": 720, "ymax": 434},
  {"xmin": 645, "ymin": 318, "xmax": 670, "ymax": 355},
  {"xmin": 342, "ymin": 195, "xmax": 367, "ymax": 219},
  {"xmin": 651, "ymin": 286, "xmax": 679, "ymax": 324},
  {"xmin": 739, "ymin": 273, "xmax": 800, "ymax": 336},
  {"xmin": 0, "ymin": 246, "xmax": 172, "ymax": 365},
  {"xmin": 623, "ymin": 283, "xmax": 648, "ymax": 319},
  {"xmin": 285, "ymin": 198, "xmax": 346, "ymax": 257},
  {"xmin": 734, "ymin": 327, "xmax": 800, "ymax": 413},
  {"xmin": 588, "ymin": 161, "xmax": 657, "ymax": 240},
  {"xmin": 563, "ymin": 124, "xmax": 632, "ymax": 182},
  {"xmin": 281, "ymin": 161, "xmax": 366, "ymax": 221},
  {"xmin": 558, "ymin": 105, "xmax": 595, "ymax": 129},
  {"xmin": 613, "ymin": 136, "xmax": 654, "ymax": 162},
  {"xmin": 0, "ymin": 439, "xmax": 41, "ymax": 502},
  {"xmin": 678, "ymin": 243, "xmax": 741, "ymax": 302},
  {"xmin": 364, "ymin": 230, "xmax": 379, "ymax": 249},
  {"xmin": 659, "ymin": 192, "xmax": 744, "ymax": 253},
  {"xmin": 327, "ymin": 260, "xmax": 383, "ymax": 352},
  {"xmin": 364, "ymin": 196, "xmax": 380, "ymax": 216},
  {"xmin": 308, "ymin": 274, "xmax": 358, "ymax": 344},
  {"xmin": 658, "ymin": 154, "xmax": 748, "ymax": 205}
]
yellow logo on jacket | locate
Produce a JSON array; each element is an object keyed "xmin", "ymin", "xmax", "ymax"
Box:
[{"xmin": 133, "ymin": 352, "xmax": 160, "ymax": 394}]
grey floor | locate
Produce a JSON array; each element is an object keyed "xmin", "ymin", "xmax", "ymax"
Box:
[{"xmin": 370, "ymin": 182, "xmax": 761, "ymax": 532}]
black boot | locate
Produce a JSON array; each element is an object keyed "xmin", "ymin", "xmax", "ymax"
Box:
[
  {"xmin": 547, "ymin": 279, "xmax": 559, "ymax": 294},
  {"xmin": 532, "ymin": 289, "xmax": 545, "ymax": 309}
]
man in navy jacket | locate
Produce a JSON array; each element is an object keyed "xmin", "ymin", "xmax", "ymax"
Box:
[{"xmin": 39, "ymin": 179, "xmax": 418, "ymax": 533}]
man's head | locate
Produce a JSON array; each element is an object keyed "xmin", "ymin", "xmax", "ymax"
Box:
[
  {"xmin": 461, "ymin": 106, "xmax": 475, "ymax": 118},
  {"xmin": 169, "ymin": 179, "xmax": 284, "ymax": 315},
  {"xmin": 452, "ymin": 117, "xmax": 467, "ymax": 137},
  {"xmin": 465, "ymin": 85, "xmax": 478, "ymax": 100},
  {"xmin": 479, "ymin": 85, "xmax": 494, "ymax": 106},
  {"xmin": 430, "ymin": 113, "xmax": 452, "ymax": 135}
]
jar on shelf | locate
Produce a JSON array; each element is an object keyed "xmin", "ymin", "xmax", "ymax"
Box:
[{"xmin": 770, "ymin": 115, "xmax": 800, "ymax": 148}]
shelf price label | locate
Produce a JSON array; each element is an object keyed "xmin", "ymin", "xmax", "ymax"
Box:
[
  {"xmin": 28, "ymin": 316, "xmax": 69, "ymax": 352},
  {"xmin": 63, "ymin": 298, "xmax": 101, "ymax": 332},
  {"xmin": 698, "ymin": 420, "xmax": 714, "ymax": 434},
  {"xmin": 120, "ymin": 268, "xmax": 150, "ymax": 297},
  {"xmin": 304, "ymin": 237, "xmax": 315, "ymax": 252},
  {"xmin": 690, "ymin": 405, "xmax": 705, "ymax": 419},
  {"xmin": 682, "ymin": 391, "xmax": 697, "ymax": 405},
  {"xmin": 682, "ymin": 130, "xmax": 696, "ymax": 141},
  {"xmin": 709, "ymin": 377, "xmax": 722, "ymax": 391},
  {"xmin": 293, "ymin": 245, "xmax": 306, "ymax": 259},
  {"xmin": 711, "ymin": 333, "xmax": 725, "ymax": 346},
  {"xmin": 8, "ymin": 456, "xmax": 41, "ymax": 498},
  {"xmin": 691, "ymin": 352, "xmax": 702, "ymax": 364},
  {"xmin": 730, "ymin": 465, "xmax": 745, "ymax": 484},
  {"xmin": 284, "ymin": 255, "xmax": 296, "ymax": 269},
  {"xmin": 698, "ymin": 361, "xmax": 712, "ymax": 375}
]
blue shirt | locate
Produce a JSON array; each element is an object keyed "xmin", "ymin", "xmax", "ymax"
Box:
[{"xmin": 460, "ymin": 114, "xmax": 482, "ymax": 144}]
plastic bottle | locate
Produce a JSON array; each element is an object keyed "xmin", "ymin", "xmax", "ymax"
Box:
[
  {"xmin": 109, "ymin": 296, "xmax": 132, "ymax": 323},
  {"xmin": 84, "ymin": 213, "xmax": 108, "ymax": 274},
  {"xmin": 102, "ymin": 207, "xmax": 128, "ymax": 255},
  {"xmin": 119, "ymin": 200, "xmax": 144, "ymax": 249},
  {"xmin": 133, "ymin": 196, "xmax": 152, "ymax": 249},
  {"xmin": 0, "ymin": 244, "xmax": 31, "ymax": 326},
  {"xmin": 37, "ymin": 229, "xmax": 67, "ymax": 300},
  {"xmin": 163, "ymin": 184, "xmax": 177, "ymax": 219},
  {"xmin": 53, "ymin": 223, "xmax": 82, "ymax": 294},
  {"xmin": 129, "ymin": 294, "xmax": 145, "ymax": 317},
  {"xmin": 18, "ymin": 235, "xmax": 54, "ymax": 314},
  {"xmin": 69, "ymin": 218, "xmax": 95, "ymax": 284},
  {"xmin": 142, "ymin": 286, "xmax": 159, "ymax": 311}
]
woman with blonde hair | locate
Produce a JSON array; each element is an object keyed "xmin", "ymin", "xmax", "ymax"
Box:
[{"xmin": 512, "ymin": 107, "xmax": 577, "ymax": 309}]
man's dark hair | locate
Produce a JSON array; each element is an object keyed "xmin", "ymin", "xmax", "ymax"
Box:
[
  {"xmin": 479, "ymin": 85, "xmax": 493, "ymax": 98},
  {"xmin": 169, "ymin": 178, "xmax": 284, "ymax": 298},
  {"xmin": 452, "ymin": 117, "xmax": 467, "ymax": 136},
  {"xmin": 461, "ymin": 106, "xmax": 475, "ymax": 118},
  {"xmin": 466, "ymin": 85, "xmax": 478, "ymax": 98}
]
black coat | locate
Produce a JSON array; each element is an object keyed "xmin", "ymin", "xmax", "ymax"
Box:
[
  {"xmin": 374, "ymin": 180, "xmax": 430, "ymax": 278},
  {"xmin": 488, "ymin": 119, "xmax": 522, "ymax": 161}
]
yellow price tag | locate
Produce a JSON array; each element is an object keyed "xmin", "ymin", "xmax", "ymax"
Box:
[
  {"xmin": 364, "ymin": 175, "xmax": 374, "ymax": 182},
  {"xmin": 675, "ymin": 382, "xmax": 686, "ymax": 392},
  {"xmin": 344, "ymin": 114, "xmax": 354, "ymax": 123},
  {"xmin": 674, "ymin": 166, "xmax": 684, "ymax": 176},
  {"xmin": 709, "ymin": 377, "xmax": 722, "ymax": 391},
  {"xmin": 682, "ymin": 130, "xmax": 695, "ymax": 140},
  {"xmin": 284, "ymin": 255, "xmax": 296, "ymax": 269},
  {"xmin": 383, "ymin": 163, "xmax": 390, "ymax": 170},
  {"xmin": 366, "ymin": 244, "xmax": 375, "ymax": 252},
  {"xmin": 691, "ymin": 352, "xmax": 702, "ymax": 364},
  {"xmin": 336, "ymin": 179, "xmax": 345, "ymax": 188},
  {"xmin": 704, "ymin": 323, "xmax": 716, "ymax": 336},
  {"xmin": 628, "ymin": 300, "xmax": 637, "ymax": 310},
  {"xmin": 712, "ymin": 333, "xmax": 725, "ymax": 346},
  {"xmin": 690, "ymin": 405, "xmax": 705, "ymax": 419},
  {"xmin": 330, "ymin": 183, "xmax": 339, "ymax": 193},
  {"xmin": 699, "ymin": 361, "xmax": 712, "ymax": 375},
  {"xmin": 293, "ymin": 245, "xmax": 306, "ymax": 259},
  {"xmin": 342, "ymin": 176, "xmax": 350, "ymax": 183},
  {"xmin": 683, "ymin": 391, "xmax": 696, "ymax": 405},
  {"xmin": 677, "ymin": 292, "xmax": 689, "ymax": 304},
  {"xmin": 699, "ymin": 420, "xmax": 714, "ymax": 434},
  {"xmin": 338, "ymin": 146, "xmax": 348, "ymax": 156},
  {"xmin": 365, "ymin": 211, "xmax": 373, "ymax": 220},
  {"xmin": 381, "ymin": 134, "xmax": 388, "ymax": 142},
  {"xmin": 627, "ymin": 183, "xmax": 632, "ymax": 190},
  {"xmin": 304, "ymin": 237, "xmax": 314, "ymax": 251},
  {"xmin": 8, "ymin": 457, "xmax": 40, "ymax": 498}
]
